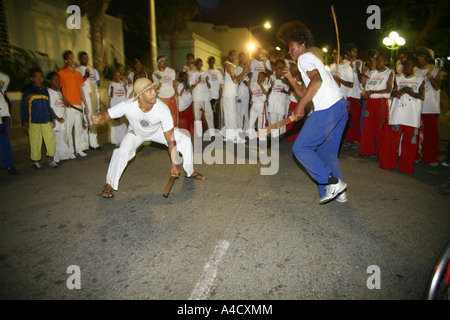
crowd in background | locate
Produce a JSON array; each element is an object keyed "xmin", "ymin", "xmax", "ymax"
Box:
[{"xmin": 0, "ymin": 42, "xmax": 449, "ymax": 179}]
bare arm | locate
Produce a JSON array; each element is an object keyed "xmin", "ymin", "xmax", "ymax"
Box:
[
  {"xmin": 163, "ymin": 128, "xmax": 181, "ymax": 178},
  {"xmin": 91, "ymin": 110, "xmax": 112, "ymax": 124},
  {"xmin": 293, "ymin": 69, "xmax": 323, "ymax": 120}
]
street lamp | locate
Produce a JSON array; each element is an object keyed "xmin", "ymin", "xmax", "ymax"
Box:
[
  {"xmin": 383, "ymin": 31, "xmax": 406, "ymax": 65},
  {"xmin": 248, "ymin": 21, "xmax": 272, "ymax": 53}
]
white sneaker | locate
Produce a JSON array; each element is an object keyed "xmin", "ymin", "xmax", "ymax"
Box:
[
  {"xmin": 335, "ymin": 191, "xmax": 347, "ymax": 203},
  {"xmin": 76, "ymin": 151, "xmax": 87, "ymax": 157},
  {"xmin": 70, "ymin": 153, "xmax": 77, "ymax": 160},
  {"xmin": 320, "ymin": 179, "xmax": 347, "ymax": 204},
  {"xmin": 49, "ymin": 161, "xmax": 59, "ymax": 168}
]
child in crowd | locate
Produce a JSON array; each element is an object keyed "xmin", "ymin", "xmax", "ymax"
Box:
[
  {"xmin": 21, "ymin": 69, "xmax": 57, "ymax": 169},
  {"xmin": 108, "ymin": 70, "xmax": 128, "ymax": 146},
  {"xmin": 177, "ymin": 72, "xmax": 194, "ymax": 136},
  {"xmin": 190, "ymin": 58, "xmax": 214, "ymax": 134},
  {"xmin": 286, "ymin": 67, "xmax": 303, "ymax": 143},
  {"xmin": 267, "ymin": 62, "xmax": 290, "ymax": 138},
  {"xmin": 248, "ymin": 72, "xmax": 269, "ymax": 140},
  {"xmin": 359, "ymin": 53, "xmax": 394, "ymax": 159},
  {"xmin": 379, "ymin": 56, "xmax": 425, "ymax": 174},
  {"xmin": 47, "ymin": 72, "xmax": 72, "ymax": 163}
]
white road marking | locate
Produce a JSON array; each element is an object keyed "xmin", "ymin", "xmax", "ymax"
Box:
[{"xmin": 189, "ymin": 240, "xmax": 230, "ymax": 300}]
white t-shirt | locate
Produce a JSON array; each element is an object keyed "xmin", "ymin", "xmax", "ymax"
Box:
[
  {"xmin": 250, "ymin": 59, "xmax": 271, "ymax": 84},
  {"xmin": 0, "ymin": 71, "xmax": 10, "ymax": 92},
  {"xmin": 108, "ymin": 99, "xmax": 174, "ymax": 138},
  {"xmin": 389, "ymin": 75, "xmax": 424, "ymax": 128},
  {"xmin": 48, "ymin": 88, "xmax": 66, "ymax": 131},
  {"xmin": 268, "ymin": 78, "xmax": 289, "ymax": 114},
  {"xmin": 347, "ymin": 59, "xmax": 364, "ymax": 99},
  {"xmin": 236, "ymin": 66, "xmax": 250, "ymax": 99},
  {"xmin": 223, "ymin": 62, "xmax": 238, "ymax": 97},
  {"xmin": 190, "ymin": 70, "xmax": 211, "ymax": 101},
  {"xmin": 109, "ymin": 82, "xmax": 127, "ymax": 107},
  {"xmin": 297, "ymin": 52, "xmax": 343, "ymax": 111},
  {"xmin": 207, "ymin": 69, "xmax": 223, "ymax": 100},
  {"xmin": 0, "ymin": 72, "xmax": 10, "ymax": 124},
  {"xmin": 177, "ymin": 83, "xmax": 192, "ymax": 112},
  {"xmin": 152, "ymin": 67, "xmax": 176, "ymax": 98},
  {"xmin": 365, "ymin": 68, "xmax": 394, "ymax": 99},
  {"xmin": 77, "ymin": 66, "xmax": 100, "ymax": 88},
  {"xmin": 329, "ymin": 61, "xmax": 354, "ymax": 99},
  {"xmin": 250, "ymin": 82, "xmax": 268, "ymax": 113},
  {"xmin": 128, "ymin": 71, "xmax": 148, "ymax": 84},
  {"xmin": 414, "ymin": 66, "xmax": 440, "ymax": 114}
]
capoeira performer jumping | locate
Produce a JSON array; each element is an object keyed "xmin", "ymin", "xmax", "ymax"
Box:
[
  {"xmin": 283, "ymin": 26, "xmax": 349, "ymax": 204},
  {"xmin": 91, "ymin": 78, "xmax": 206, "ymax": 199}
]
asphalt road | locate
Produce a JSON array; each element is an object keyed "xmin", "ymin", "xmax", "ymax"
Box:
[{"xmin": 0, "ymin": 115, "xmax": 449, "ymax": 301}]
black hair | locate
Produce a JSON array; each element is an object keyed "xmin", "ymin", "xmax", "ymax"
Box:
[
  {"xmin": 62, "ymin": 50, "xmax": 73, "ymax": 61},
  {"xmin": 283, "ymin": 27, "xmax": 315, "ymax": 48},
  {"xmin": 30, "ymin": 68, "xmax": 43, "ymax": 77},
  {"xmin": 47, "ymin": 71, "xmax": 58, "ymax": 81},
  {"xmin": 78, "ymin": 51, "xmax": 88, "ymax": 60},
  {"xmin": 345, "ymin": 43, "xmax": 358, "ymax": 53},
  {"xmin": 405, "ymin": 56, "xmax": 419, "ymax": 66},
  {"xmin": 207, "ymin": 56, "xmax": 215, "ymax": 63},
  {"xmin": 187, "ymin": 53, "xmax": 194, "ymax": 59}
]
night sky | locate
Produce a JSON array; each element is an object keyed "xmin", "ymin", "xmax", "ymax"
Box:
[
  {"xmin": 108, "ymin": 0, "xmax": 385, "ymax": 52},
  {"xmin": 197, "ymin": 0, "xmax": 382, "ymax": 51}
]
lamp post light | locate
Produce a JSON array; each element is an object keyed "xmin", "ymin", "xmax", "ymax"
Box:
[
  {"xmin": 248, "ymin": 21, "xmax": 272, "ymax": 54},
  {"xmin": 383, "ymin": 31, "xmax": 406, "ymax": 66}
]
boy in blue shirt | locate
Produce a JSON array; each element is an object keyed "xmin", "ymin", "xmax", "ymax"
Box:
[{"xmin": 21, "ymin": 69, "xmax": 58, "ymax": 169}]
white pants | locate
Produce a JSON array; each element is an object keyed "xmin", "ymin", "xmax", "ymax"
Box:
[
  {"xmin": 106, "ymin": 128, "xmax": 195, "ymax": 190},
  {"xmin": 110, "ymin": 117, "xmax": 128, "ymax": 145},
  {"xmin": 193, "ymin": 100, "xmax": 214, "ymax": 130},
  {"xmin": 237, "ymin": 97, "xmax": 250, "ymax": 132},
  {"xmin": 268, "ymin": 112, "xmax": 286, "ymax": 137},
  {"xmin": 65, "ymin": 107, "xmax": 87, "ymax": 154},
  {"xmin": 53, "ymin": 126, "xmax": 72, "ymax": 162},
  {"xmin": 221, "ymin": 96, "xmax": 239, "ymax": 139},
  {"xmin": 82, "ymin": 94, "xmax": 100, "ymax": 148}
]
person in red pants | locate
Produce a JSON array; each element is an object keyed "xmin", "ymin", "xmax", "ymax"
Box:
[
  {"xmin": 177, "ymin": 72, "xmax": 194, "ymax": 136},
  {"xmin": 379, "ymin": 56, "xmax": 425, "ymax": 174},
  {"xmin": 359, "ymin": 53, "xmax": 394, "ymax": 159},
  {"xmin": 414, "ymin": 48, "xmax": 441, "ymax": 167}
]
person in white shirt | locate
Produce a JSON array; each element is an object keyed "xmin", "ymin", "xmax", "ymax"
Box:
[
  {"xmin": 247, "ymin": 72, "xmax": 269, "ymax": 140},
  {"xmin": 360, "ymin": 53, "xmax": 394, "ymax": 159},
  {"xmin": 284, "ymin": 26, "xmax": 349, "ymax": 204},
  {"xmin": 344, "ymin": 43, "xmax": 364, "ymax": 147},
  {"xmin": 236, "ymin": 52, "xmax": 251, "ymax": 132},
  {"xmin": 152, "ymin": 55, "xmax": 179, "ymax": 127},
  {"xmin": 190, "ymin": 58, "xmax": 214, "ymax": 134},
  {"xmin": 249, "ymin": 48, "xmax": 272, "ymax": 85},
  {"xmin": 221, "ymin": 50, "xmax": 250, "ymax": 143},
  {"xmin": 0, "ymin": 71, "xmax": 19, "ymax": 175},
  {"xmin": 415, "ymin": 48, "xmax": 441, "ymax": 166},
  {"xmin": 47, "ymin": 72, "xmax": 72, "ymax": 163},
  {"xmin": 108, "ymin": 71, "xmax": 129, "ymax": 146},
  {"xmin": 329, "ymin": 50, "xmax": 354, "ymax": 100},
  {"xmin": 207, "ymin": 56, "xmax": 223, "ymax": 130},
  {"xmin": 177, "ymin": 72, "xmax": 194, "ymax": 136},
  {"xmin": 379, "ymin": 56, "xmax": 425, "ymax": 174},
  {"xmin": 77, "ymin": 51, "xmax": 102, "ymax": 150},
  {"xmin": 267, "ymin": 64, "xmax": 290, "ymax": 138},
  {"xmin": 91, "ymin": 78, "xmax": 206, "ymax": 199},
  {"xmin": 128, "ymin": 58, "xmax": 148, "ymax": 84}
]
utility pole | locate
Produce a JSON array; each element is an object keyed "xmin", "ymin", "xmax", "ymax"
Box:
[{"xmin": 149, "ymin": 0, "xmax": 157, "ymax": 72}]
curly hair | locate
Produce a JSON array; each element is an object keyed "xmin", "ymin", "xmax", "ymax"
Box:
[{"xmin": 283, "ymin": 27, "xmax": 315, "ymax": 48}]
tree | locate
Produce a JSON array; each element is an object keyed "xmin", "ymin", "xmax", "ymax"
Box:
[
  {"xmin": 70, "ymin": 0, "xmax": 111, "ymax": 74},
  {"xmin": 155, "ymin": 0, "xmax": 199, "ymax": 68},
  {"xmin": 380, "ymin": 0, "xmax": 449, "ymax": 54}
]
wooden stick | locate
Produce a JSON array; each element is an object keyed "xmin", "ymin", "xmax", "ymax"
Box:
[
  {"xmin": 331, "ymin": 5, "xmax": 340, "ymax": 73},
  {"xmin": 256, "ymin": 115, "xmax": 296, "ymax": 138},
  {"xmin": 163, "ymin": 175, "xmax": 177, "ymax": 198}
]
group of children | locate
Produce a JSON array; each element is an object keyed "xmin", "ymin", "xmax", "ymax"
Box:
[
  {"xmin": 330, "ymin": 44, "xmax": 442, "ymax": 175},
  {"xmin": 14, "ymin": 42, "xmax": 444, "ymax": 176}
]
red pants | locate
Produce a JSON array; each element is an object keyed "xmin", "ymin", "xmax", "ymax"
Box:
[
  {"xmin": 417, "ymin": 114, "xmax": 440, "ymax": 164},
  {"xmin": 345, "ymin": 97, "xmax": 362, "ymax": 143},
  {"xmin": 379, "ymin": 125, "xmax": 418, "ymax": 174},
  {"xmin": 359, "ymin": 98, "xmax": 389, "ymax": 157},
  {"xmin": 179, "ymin": 105, "xmax": 194, "ymax": 136},
  {"xmin": 160, "ymin": 96, "xmax": 179, "ymax": 127}
]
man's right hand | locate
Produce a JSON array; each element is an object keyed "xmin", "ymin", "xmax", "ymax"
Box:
[{"xmin": 91, "ymin": 114, "xmax": 101, "ymax": 124}]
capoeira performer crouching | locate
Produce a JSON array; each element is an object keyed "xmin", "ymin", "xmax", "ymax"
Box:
[
  {"xmin": 284, "ymin": 26, "xmax": 349, "ymax": 204},
  {"xmin": 91, "ymin": 78, "xmax": 206, "ymax": 199}
]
